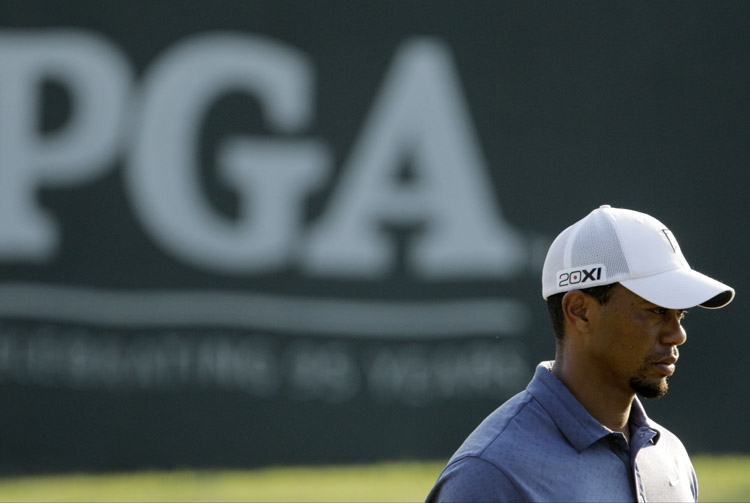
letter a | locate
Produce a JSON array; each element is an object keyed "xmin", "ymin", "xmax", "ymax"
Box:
[{"xmin": 304, "ymin": 38, "xmax": 525, "ymax": 278}]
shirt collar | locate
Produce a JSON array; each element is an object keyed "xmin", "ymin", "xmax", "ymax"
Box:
[
  {"xmin": 629, "ymin": 395, "xmax": 662, "ymax": 445},
  {"xmin": 527, "ymin": 361, "xmax": 661, "ymax": 452}
]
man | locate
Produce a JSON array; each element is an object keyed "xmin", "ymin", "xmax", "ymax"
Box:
[{"xmin": 426, "ymin": 205, "xmax": 734, "ymax": 502}]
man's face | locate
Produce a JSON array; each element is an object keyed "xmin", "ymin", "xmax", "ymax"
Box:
[{"xmin": 587, "ymin": 284, "xmax": 688, "ymax": 399}]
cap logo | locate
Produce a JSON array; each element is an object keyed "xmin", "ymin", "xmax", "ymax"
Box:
[
  {"xmin": 558, "ymin": 264, "xmax": 607, "ymax": 289},
  {"xmin": 662, "ymin": 229, "xmax": 679, "ymax": 253}
]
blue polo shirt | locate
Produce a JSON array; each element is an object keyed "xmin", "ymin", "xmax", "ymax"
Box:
[{"xmin": 427, "ymin": 361, "xmax": 698, "ymax": 502}]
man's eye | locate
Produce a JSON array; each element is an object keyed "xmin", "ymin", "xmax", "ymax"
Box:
[{"xmin": 650, "ymin": 307, "xmax": 688, "ymax": 320}]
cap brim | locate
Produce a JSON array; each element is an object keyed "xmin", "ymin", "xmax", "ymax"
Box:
[{"xmin": 620, "ymin": 268, "xmax": 735, "ymax": 310}]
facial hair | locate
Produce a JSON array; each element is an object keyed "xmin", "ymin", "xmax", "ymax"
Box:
[
  {"xmin": 629, "ymin": 350, "xmax": 678, "ymax": 399},
  {"xmin": 629, "ymin": 373, "xmax": 668, "ymax": 399}
]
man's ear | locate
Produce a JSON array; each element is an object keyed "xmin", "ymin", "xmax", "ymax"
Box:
[{"xmin": 562, "ymin": 290, "xmax": 592, "ymax": 334}]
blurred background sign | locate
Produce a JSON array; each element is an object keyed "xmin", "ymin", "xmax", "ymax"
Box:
[{"xmin": 0, "ymin": 1, "xmax": 746, "ymax": 473}]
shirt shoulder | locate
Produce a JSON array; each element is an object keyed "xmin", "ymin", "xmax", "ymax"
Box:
[
  {"xmin": 426, "ymin": 455, "xmax": 523, "ymax": 503},
  {"xmin": 427, "ymin": 389, "xmax": 567, "ymax": 502},
  {"xmin": 451, "ymin": 388, "xmax": 566, "ymax": 467}
]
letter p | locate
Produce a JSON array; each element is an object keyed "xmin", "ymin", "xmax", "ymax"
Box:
[{"xmin": 0, "ymin": 30, "xmax": 131, "ymax": 260}]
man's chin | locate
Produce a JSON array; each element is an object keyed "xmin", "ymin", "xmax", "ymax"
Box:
[{"xmin": 630, "ymin": 376, "xmax": 668, "ymax": 399}]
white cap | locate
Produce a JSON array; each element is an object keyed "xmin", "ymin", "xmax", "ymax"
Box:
[{"xmin": 542, "ymin": 205, "xmax": 735, "ymax": 309}]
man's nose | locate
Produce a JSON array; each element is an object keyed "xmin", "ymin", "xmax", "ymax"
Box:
[{"xmin": 662, "ymin": 311, "xmax": 687, "ymax": 346}]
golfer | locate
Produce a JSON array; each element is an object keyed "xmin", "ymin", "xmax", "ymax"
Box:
[{"xmin": 426, "ymin": 205, "xmax": 734, "ymax": 502}]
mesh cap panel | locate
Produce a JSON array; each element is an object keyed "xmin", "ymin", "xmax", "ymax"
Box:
[{"xmin": 570, "ymin": 210, "xmax": 629, "ymax": 277}]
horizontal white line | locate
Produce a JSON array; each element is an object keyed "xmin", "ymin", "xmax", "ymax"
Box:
[{"xmin": 0, "ymin": 282, "xmax": 530, "ymax": 338}]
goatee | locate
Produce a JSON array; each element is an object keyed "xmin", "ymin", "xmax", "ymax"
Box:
[{"xmin": 630, "ymin": 375, "xmax": 668, "ymax": 399}]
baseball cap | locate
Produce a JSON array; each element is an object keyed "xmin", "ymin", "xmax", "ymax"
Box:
[{"xmin": 542, "ymin": 205, "xmax": 734, "ymax": 309}]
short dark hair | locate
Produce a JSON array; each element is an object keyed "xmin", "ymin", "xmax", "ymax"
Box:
[{"xmin": 546, "ymin": 283, "xmax": 618, "ymax": 341}]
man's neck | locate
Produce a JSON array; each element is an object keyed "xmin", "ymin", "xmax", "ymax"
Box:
[{"xmin": 551, "ymin": 358, "xmax": 634, "ymax": 440}]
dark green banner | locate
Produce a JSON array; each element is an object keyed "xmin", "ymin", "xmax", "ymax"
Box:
[{"xmin": 0, "ymin": 2, "xmax": 746, "ymax": 473}]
